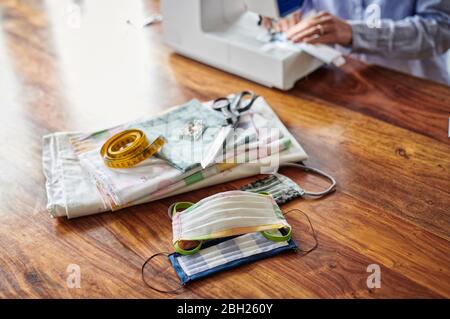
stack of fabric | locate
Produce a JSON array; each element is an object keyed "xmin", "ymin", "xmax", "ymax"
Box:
[{"xmin": 42, "ymin": 94, "xmax": 308, "ymax": 218}]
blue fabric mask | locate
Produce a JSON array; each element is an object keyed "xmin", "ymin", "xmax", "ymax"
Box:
[
  {"xmin": 141, "ymin": 231, "xmax": 297, "ymax": 293},
  {"xmin": 169, "ymin": 231, "xmax": 297, "ymax": 286}
]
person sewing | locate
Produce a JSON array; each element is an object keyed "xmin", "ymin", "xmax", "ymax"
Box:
[{"xmin": 262, "ymin": 0, "xmax": 450, "ymax": 85}]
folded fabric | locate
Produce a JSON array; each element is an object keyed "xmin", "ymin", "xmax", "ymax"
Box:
[
  {"xmin": 134, "ymin": 99, "xmax": 226, "ymax": 171},
  {"xmin": 76, "ymin": 103, "xmax": 273, "ymax": 209},
  {"xmin": 71, "ymin": 99, "xmax": 225, "ymax": 172},
  {"xmin": 148, "ymin": 136, "xmax": 292, "ymax": 202},
  {"xmin": 42, "ymin": 96, "xmax": 308, "ymax": 218}
]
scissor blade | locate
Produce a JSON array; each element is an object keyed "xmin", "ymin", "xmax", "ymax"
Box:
[{"xmin": 201, "ymin": 126, "xmax": 233, "ymax": 169}]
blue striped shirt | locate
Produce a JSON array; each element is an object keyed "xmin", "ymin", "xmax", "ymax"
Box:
[{"xmin": 301, "ymin": 0, "xmax": 450, "ymax": 84}]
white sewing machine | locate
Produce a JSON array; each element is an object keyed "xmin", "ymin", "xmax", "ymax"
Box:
[{"xmin": 161, "ymin": 0, "xmax": 343, "ymax": 90}]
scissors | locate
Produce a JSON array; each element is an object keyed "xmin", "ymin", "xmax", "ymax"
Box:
[
  {"xmin": 212, "ymin": 91, "xmax": 259, "ymax": 127},
  {"xmin": 200, "ymin": 91, "xmax": 259, "ymax": 168}
]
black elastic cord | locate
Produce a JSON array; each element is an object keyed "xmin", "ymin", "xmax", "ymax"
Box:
[
  {"xmin": 141, "ymin": 252, "xmax": 184, "ymax": 294},
  {"xmin": 283, "ymin": 209, "xmax": 318, "ymax": 254}
]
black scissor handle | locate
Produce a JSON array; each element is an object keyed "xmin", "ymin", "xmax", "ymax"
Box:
[
  {"xmin": 212, "ymin": 97, "xmax": 231, "ymax": 110},
  {"xmin": 233, "ymin": 91, "xmax": 258, "ymax": 114},
  {"xmin": 212, "ymin": 91, "xmax": 259, "ymax": 125},
  {"xmin": 212, "ymin": 97, "xmax": 234, "ymax": 124}
]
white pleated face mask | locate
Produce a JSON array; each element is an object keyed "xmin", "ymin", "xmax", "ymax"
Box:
[{"xmin": 170, "ymin": 190, "xmax": 292, "ymax": 255}]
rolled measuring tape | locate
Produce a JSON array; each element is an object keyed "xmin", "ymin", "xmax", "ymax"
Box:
[{"xmin": 100, "ymin": 129, "xmax": 165, "ymax": 169}]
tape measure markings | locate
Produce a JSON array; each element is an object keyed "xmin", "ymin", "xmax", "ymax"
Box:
[{"xmin": 100, "ymin": 129, "xmax": 165, "ymax": 169}]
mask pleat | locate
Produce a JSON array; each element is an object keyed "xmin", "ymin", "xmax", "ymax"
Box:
[
  {"xmin": 188, "ymin": 190, "xmax": 263, "ymax": 209},
  {"xmin": 180, "ymin": 199, "xmax": 273, "ymax": 225},
  {"xmin": 182, "ymin": 192, "xmax": 273, "ymax": 215},
  {"xmin": 183, "ymin": 198, "xmax": 273, "ymax": 215},
  {"xmin": 181, "ymin": 208, "xmax": 281, "ymax": 238}
]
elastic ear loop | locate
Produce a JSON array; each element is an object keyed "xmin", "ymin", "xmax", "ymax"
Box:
[
  {"xmin": 283, "ymin": 209, "xmax": 318, "ymax": 254},
  {"xmin": 141, "ymin": 252, "xmax": 185, "ymax": 294},
  {"xmin": 257, "ymin": 192, "xmax": 292, "ymax": 242},
  {"xmin": 141, "ymin": 202, "xmax": 199, "ymax": 293},
  {"xmin": 279, "ymin": 163, "xmax": 337, "ymax": 198},
  {"xmin": 167, "ymin": 201, "xmax": 193, "ymax": 220},
  {"xmin": 261, "ymin": 226, "xmax": 292, "ymax": 242},
  {"xmin": 169, "ymin": 202, "xmax": 203, "ymax": 255}
]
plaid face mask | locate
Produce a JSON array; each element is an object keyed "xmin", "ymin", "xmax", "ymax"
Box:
[
  {"xmin": 141, "ymin": 230, "xmax": 298, "ymax": 293},
  {"xmin": 240, "ymin": 163, "xmax": 337, "ymax": 205},
  {"xmin": 169, "ymin": 231, "xmax": 297, "ymax": 286}
]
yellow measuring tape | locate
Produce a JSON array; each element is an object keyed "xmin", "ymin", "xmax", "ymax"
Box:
[{"xmin": 100, "ymin": 129, "xmax": 165, "ymax": 169}]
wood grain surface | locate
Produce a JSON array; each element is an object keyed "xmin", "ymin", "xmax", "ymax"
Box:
[{"xmin": 0, "ymin": 0, "xmax": 449, "ymax": 298}]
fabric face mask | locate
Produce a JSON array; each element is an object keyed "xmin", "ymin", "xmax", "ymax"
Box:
[
  {"xmin": 141, "ymin": 210, "xmax": 317, "ymax": 293},
  {"xmin": 240, "ymin": 163, "xmax": 337, "ymax": 205},
  {"xmin": 170, "ymin": 190, "xmax": 292, "ymax": 255},
  {"xmin": 141, "ymin": 231, "xmax": 298, "ymax": 293},
  {"xmin": 169, "ymin": 231, "xmax": 297, "ymax": 286}
]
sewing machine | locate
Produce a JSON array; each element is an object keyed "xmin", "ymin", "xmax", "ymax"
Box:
[{"xmin": 161, "ymin": 0, "xmax": 329, "ymax": 90}]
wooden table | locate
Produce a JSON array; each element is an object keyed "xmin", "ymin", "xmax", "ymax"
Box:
[{"xmin": 0, "ymin": 0, "xmax": 449, "ymax": 298}]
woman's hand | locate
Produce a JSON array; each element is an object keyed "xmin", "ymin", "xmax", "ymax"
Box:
[
  {"xmin": 261, "ymin": 11, "xmax": 301, "ymax": 32},
  {"xmin": 285, "ymin": 11, "xmax": 353, "ymax": 46}
]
